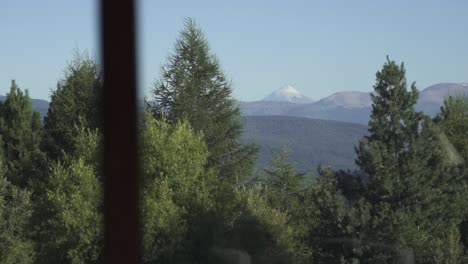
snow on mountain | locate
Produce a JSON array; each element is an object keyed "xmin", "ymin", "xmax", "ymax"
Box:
[
  {"xmin": 315, "ymin": 91, "xmax": 372, "ymax": 108},
  {"xmin": 262, "ymin": 85, "xmax": 313, "ymax": 104}
]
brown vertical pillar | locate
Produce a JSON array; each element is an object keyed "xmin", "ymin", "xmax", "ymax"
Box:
[{"xmin": 100, "ymin": 0, "xmax": 140, "ymax": 263}]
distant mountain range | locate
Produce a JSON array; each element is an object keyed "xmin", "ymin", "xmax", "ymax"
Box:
[
  {"xmin": 1, "ymin": 83, "xmax": 466, "ymax": 172},
  {"xmin": 239, "ymin": 83, "xmax": 468, "ymax": 124},
  {"xmin": 4, "ymin": 83, "xmax": 466, "ymax": 125}
]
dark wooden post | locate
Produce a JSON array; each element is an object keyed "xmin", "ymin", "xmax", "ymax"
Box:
[{"xmin": 100, "ymin": 0, "xmax": 141, "ymax": 263}]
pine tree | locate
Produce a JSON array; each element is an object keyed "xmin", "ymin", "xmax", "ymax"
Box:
[
  {"xmin": 151, "ymin": 18, "xmax": 257, "ymax": 181},
  {"xmin": 355, "ymin": 57, "xmax": 465, "ymax": 262},
  {"xmin": 356, "ymin": 58, "xmax": 423, "ymax": 208},
  {"xmin": 0, "ymin": 80, "xmax": 43, "ymax": 187},
  {"xmin": 261, "ymin": 147, "xmax": 305, "ymax": 211},
  {"xmin": 42, "ymin": 51, "xmax": 103, "ymax": 160}
]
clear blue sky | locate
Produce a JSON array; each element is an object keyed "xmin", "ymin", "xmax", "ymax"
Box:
[{"xmin": 1, "ymin": 0, "xmax": 467, "ymax": 101}]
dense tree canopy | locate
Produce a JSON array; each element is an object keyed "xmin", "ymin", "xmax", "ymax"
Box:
[
  {"xmin": 0, "ymin": 160, "xmax": 35, "ymax": 263},
  {"xmin": 140, "ymin": 114, "xmax": 304, "ymax": 264},
  {"xmin": 34, "ymin": 128, "xmax": 102, "ymax": 264},
  {"xmin": 435, "ymin": 95, "xmax": 468, "ymax": 254}
]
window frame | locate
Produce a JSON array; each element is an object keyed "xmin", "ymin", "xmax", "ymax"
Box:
[{"xmin": 100, "ymin": 0, "xmax": 141, "ymax": 263}]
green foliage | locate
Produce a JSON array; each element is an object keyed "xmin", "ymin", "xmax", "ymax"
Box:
[
  {"xmin": 415, "ymin": 226, "xmax": 467, "ymax": 264},
  {"xmin": 220, "ymin": 188, "xmax": 307, "ymax": 264},
  {"xmin": 141, "ymin": 113, "xmax": 217, "ymax": 263},
  {"xmin": 141, "ymin": 113, "xmax": 211, "ymax": 189},
  {"xmin": 151, "ymin": 18, "xmax": 257, "ymax": 180},
  {"xmin": 141, "ymin": 114, "xmax": 303, "ymax": 263},
  {"xmin": 245, "ymin": 147, "xmax": 315, "ymax": 262},
  {"xmin": 42, "ymin": 51, "xmax": 102, "ymax": 160},
  {"xmin": 34, "ymin": 128, "xmax": 102, "ymax": 264},
  {"xmin": 0, "ymin": 80, "xmax": 42, "ymax": 187},
  {"xmin": 0, "ymin": 162, "xmax": 34, "ymax": 263}
]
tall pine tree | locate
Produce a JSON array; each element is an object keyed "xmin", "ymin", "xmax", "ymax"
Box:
[
  {"xmin": 0, "ymin": 80, "xmax": 42, "ymax": 187},
  {"xmin": 151, "ymin": 18, "xmax": 257, "ymax": 181},
  {"xmin": 355, "ymin": 57, "xmax": 465, "ymax": 262},
  {"xmin": 261, "ymin": 147, "xmax": 305, "ymax": 211},
  {"xmin": 42, "ymin": 51, "xmax": 103, "ymax": 160}
]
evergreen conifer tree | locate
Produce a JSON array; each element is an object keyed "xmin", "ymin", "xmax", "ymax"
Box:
[
  {"xmin": 355, "ymin": 57, "xmax": 465, "ymax": 262},
  {"xmin": 0, "ymin": 80, "xmax": 42, "ymax": 187},
  {"xmin": 42, "ymin": 51, "xmax": 103, "ymax": 160},
  {"xmin": 262, "ymin": 147, "xmax": 305, "ymax": 211},
  {"xmin": 151, "ymin": 18, "xmax": 257, "ymax": 181}
]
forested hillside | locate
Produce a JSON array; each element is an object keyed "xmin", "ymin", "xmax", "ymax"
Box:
[
  {"xmin": 0, "ymin": 19, "xmax": 467, "ymax": 264},
  {"xmin": 241, "ymin": 116, "xmax": 367, "ymax": 171}
]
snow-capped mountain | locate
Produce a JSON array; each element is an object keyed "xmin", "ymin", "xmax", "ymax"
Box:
[
  {"xmin": 314, "ymin": 91, "xmax": 372, "ymax": 109},
  {"xmin": 262, "ymin": 85, "xmax": 313, "ymax": 104},
  {"xmin": 238, "ymin": 83, "xmax": 468, "ymax": 124}
]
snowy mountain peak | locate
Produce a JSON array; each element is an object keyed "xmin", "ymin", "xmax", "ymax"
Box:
[
  {"xmin": 317, "ymin": 91, "xmax": 372, "ymax": 108},
  {"xmin": 262, "ymin": 85, "xmax": 313, "ymax": 104},
  {"xmin": 280, "ymin": 85, "xmax": 302, "ymax": 96}
]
